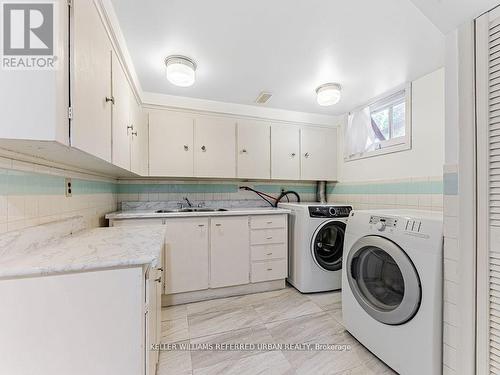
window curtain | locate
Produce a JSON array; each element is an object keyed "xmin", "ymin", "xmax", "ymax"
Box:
[{"xmin": 344, "ymin": 107, "xmax": 376, "ymax": 158}]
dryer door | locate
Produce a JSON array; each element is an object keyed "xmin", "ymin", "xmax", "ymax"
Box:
[
  {"xmin": 311, "ymin": 220, "xmax": 346, "ymax": 271},
  {"xmin": 346, "ymin": 235, "xmax": 421, "ymax": 325}
]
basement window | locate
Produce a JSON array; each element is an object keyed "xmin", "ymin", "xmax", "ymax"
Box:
[{"xmin": 344, "ymin": 85, "xmax": 411, "ymax": 161}]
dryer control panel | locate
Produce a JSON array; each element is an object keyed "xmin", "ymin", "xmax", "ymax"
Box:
[
  {"xmin": 369, "ymin": 216, "xmax": 398, "ymax": 232},
  {"xmin": 309, "ymin": 206, "xmax": 352, "ymax": 218}
]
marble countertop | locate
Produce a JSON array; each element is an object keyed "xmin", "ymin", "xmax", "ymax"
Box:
[
  {"xmin": 0, "ymin": 225, "xmax": 166, "ymax": 280},
  {"xmin": 106, "ymin": 207, "xmax": 291, "ymax": 220}
]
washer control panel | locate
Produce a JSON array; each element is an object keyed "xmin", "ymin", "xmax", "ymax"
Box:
[
  {"xmin": 369, "ymin": 216, "xmax": 398, "ymax": 231},
  {"xmin": 309, "ymin": 206, "xmax": 352, "ymax": 218}
]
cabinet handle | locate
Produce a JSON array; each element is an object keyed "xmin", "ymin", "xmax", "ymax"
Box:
[
  {"xmin": 201, "ymin": 145, "xmax": 206, "ymax": 152},
  {"xmin": 267, "ymin": 268, "xmax": 273, "ymax": 271},
  {"xmin": 127, "ymin": 125, "xmax": 134, "ymax": 131},
  {"xmin": 198, "ymin": 224, "xmax": 205, "ymax": 227},
  {"xmin": 304, "ymin": 152, "xmax": 310, "ymax": 158},
  {"xmin": 215, "ymin": 223, "xmax": 222, "ymax": 227},
  {"xmin": 266, "ymin": 236, "xmax": 273, "ymax": 240},
  {"xmin": 241, "ymin": 149, "xmax": 247, "ymax": 153},
  {"xmin": 266, "ymin": 252, "xmax": 273, "ymax": 256},
  {"xmin": 184, "ymin": 145, "xmax": 189, "ymax": 151},
  {"xmin": 154, "ymin": 277, "xmax": 162, "ymax": 283},
  {"xmin": 291, "ymin": 153, "xmax": 296, "ymax": 157},
  {"xmin": 105, "ymin": 96, "xmax": 115, "ymax": 105},
  {"xmin": 157, "ymin": 268, "xmax": 164, "ymax": 271},
  {"xmin": 131, "ymin": 131, "xmax": 138, "ymax": 136},
  {"xmin": 266, "ymin": 221, "xmax": 273, "ymax": 224}
]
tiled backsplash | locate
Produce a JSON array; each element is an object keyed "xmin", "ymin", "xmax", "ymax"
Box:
[
  {"xmin": 327, "ymin": 176, "xmax": 443, "ymax": 211},
  {"xmin": 0, "ymin": 157, "xmax": 117, "ymax": 234},
  {"xmin": 0, "ymin": 153, "xmax": 445, "ymax": 235},
  {"xmin": 117, "ymin": 180, "xmax": 318, "ymax": 208}
]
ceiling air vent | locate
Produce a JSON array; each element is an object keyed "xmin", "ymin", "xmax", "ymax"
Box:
[{"xmin": 255, "ymin": 92, "xmax": 272, "ymax": 104}]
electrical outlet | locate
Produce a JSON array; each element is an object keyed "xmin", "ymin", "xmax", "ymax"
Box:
[{"xmin": 65, "ymin": 178, "xmax": 72, "ymax": 197}]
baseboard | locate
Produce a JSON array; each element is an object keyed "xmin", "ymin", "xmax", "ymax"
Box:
[{"xmin": 162, "ymin": 279, "xmax": 286, "ymax": 307}]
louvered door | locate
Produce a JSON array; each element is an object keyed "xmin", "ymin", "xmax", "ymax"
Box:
[{"xmin": 476, "ymin": 9, "xmax": 500, "ymax": 374}]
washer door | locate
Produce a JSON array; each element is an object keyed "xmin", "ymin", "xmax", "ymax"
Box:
[
  {"xmin": 311, "ymin": 220, "xmax": 346, "ymax": 271},
  {"xmin": 346, "ymin": 235, "xmax": 421, "ymax": 325}
]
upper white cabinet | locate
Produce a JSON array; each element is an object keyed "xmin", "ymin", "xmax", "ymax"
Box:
[
  {"xmin": 130, "ymin": 97, "xmax": 148, "ymax": 176},
  {"xmin": 300, "ymin": 127, "xmax": 337, "ymax": 180},
  {"xmin": 72, "ymin": 0, "xmax": 112, "ymax": 162},
  {"xmin": 149, "ymin": 111, "xmax": 194, "ymax": 177},
  {"xmin": 194, "ymin": 117, "xmax": 236, "ymax": 178},
  {"xmin": 210, "ymin": 217, "xmax": 250, "ymax": 288},
  {"xmin": 271, "ymin": 124, "xmax": 300, "ymax": 180},
  {"xmin": 111, "ymin": 52, "xmax": 132, "ymax": 171},
  {"xmin": 237, "ymin": 120, "xmax": 271, "ymax": 179}
]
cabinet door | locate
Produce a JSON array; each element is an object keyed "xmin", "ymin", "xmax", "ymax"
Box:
[
  {"xmin": 111, "ymin": 52, "xmax": 132, "ymax": 170},
  {"xmin": 210, "ymin": 217, "xmax": 250, "ymax": 288},
  {"xmin": 237, "ymin": 121, "xmax": 271, "ymax": 179},
  {"xmin": 149, "ymin": 111, "xmax": 194, "ymax": 177},
  {"xmin": 300, "ymin": 127, "xmax": 337, "ymax": 180},
  {"xmin": 271, "ymin": 124, "xmax": 300, "ymax": 180},
  {"xmin": 165, "ymin": 218, "xmax": 209, "ymax": 294},
  {"xmin": 72, "ymin": 0, "xmax": 112, "ymax": 162},
  {"xmin": 194, "ymin": 117, "xmax": 236, "ymax": 178},
  {"xmin": 130, "ymin": 97, "xmax": 149, "ymax": 176}
]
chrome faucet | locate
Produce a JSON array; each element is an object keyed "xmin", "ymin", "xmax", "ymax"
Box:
[{"xmin": 183, "ymin": 196, "xmax": 193, "ymax": 207}]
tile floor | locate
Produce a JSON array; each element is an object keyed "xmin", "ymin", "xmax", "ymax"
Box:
[{"xmin": 157, "ymin": 285, "xmax": 397, "ymax": 375}]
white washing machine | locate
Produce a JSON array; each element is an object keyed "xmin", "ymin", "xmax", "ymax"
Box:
[
  {"xmin": 278, "ymin": 202, "xmax": 352, "ymax": 293},
  {"xmin": 342, "ymin": 209, "xmax": 443, "ymax": 375}
]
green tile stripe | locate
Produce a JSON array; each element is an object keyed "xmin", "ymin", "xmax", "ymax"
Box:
[
  {"xmin": 117, "ymin": 183, "xmax": 239, "ymax": 194},
  {"xmin": 0, "ymin": 168, "xmax": 116, "ymax": 195},
  {"xmin": 327, "ymin": 180, "xmax": 443, "ymax": 195}
]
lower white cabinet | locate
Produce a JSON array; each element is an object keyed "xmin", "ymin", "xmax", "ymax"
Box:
[
  {"xmin": 0, "ymin": 266, "xmax": 162, "ymax": 375},
  {"xmin": 164, "ymin": 218, "xmax": 209, "ymax": 294},
  {"xmin": 210, "ymin": 217, "xmax": 250, "ymax": 288},
  {"xmin": 110, "ymin": 214, "xmax": 288, "ymax": 297},
  {"xmin": 250, "ymin": 215, "xmax": 288, "ymax": 283}
]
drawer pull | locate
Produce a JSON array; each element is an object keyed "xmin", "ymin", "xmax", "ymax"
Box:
[
  {"xmin": 157, "ymin": 267, "xmax": 164, "ymax": 271},
  {"xmin": 266, "ymin": 221, "xmax": 273, "ymax": 224},
  {"xmin": 267, "ymin": 268, "xmax": 273, "ymax": 271},
  {"xmin": 198, "ymin": 224, "xmax": 205, "ymax": 227},
  {"xmin": 266, "ymin": 252, "xmax": 273, "ymax": 256},
  {"xmin": 155, "ymin": 277, "xmax": 162, "ymax": 283},
  {"xmin": 266, "ymin": 236, "xmax": 273, "ymax": 240}
]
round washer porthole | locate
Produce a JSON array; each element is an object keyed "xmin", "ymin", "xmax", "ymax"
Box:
[
  {"xmin": 311, "ymin": 221, "xmax": 346, "ymax": 272},
  {"xmin": 346, "ymin": 235, "xmax": 421, "ymax": 325}
]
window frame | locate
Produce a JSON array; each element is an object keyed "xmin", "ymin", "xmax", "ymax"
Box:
[{"xmin": 344, "ymin": 83, "xmax": 412, "ymax": 162}]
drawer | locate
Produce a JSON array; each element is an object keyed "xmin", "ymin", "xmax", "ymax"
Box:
[
  {"xmin": 250, "ymin": 215, "xmax": 286, "ymax": 229},
  {"xmin": 251, "ymin": 243, "xmax": 287, "ymax": 261},
  {"xmin": 251, "ymin": 259, "xmax": 287, "ymax": 283},
  {"xmin": 250, "ymin": 228, "xmax": 286, "ymax": 245}
]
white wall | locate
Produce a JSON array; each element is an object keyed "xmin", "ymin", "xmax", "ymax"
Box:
[
  {"xmin": 445, "ymin": 31, "xmax": 459, "ymax": 165},
  {"xmin": 337, "ymin": 68, "xmax": 445, "ymax": 182}
]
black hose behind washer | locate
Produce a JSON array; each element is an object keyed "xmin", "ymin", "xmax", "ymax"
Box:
[{"xmin": 275, "ymin": 190, "xmax": 301, "ymax": 207}]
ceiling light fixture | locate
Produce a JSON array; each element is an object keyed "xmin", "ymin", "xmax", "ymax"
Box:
[
  {"xmin": 315, "ymin": 83, "xmax": 342, "ymax": 106},
  {"xmin": 165, "ymin": 55, "xmax": 197, "ymax": 87}
]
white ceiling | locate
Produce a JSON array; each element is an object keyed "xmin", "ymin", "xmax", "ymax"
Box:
[
  {"xmin": 409, "ymin": 0, "xmax": 499, "ymax": 34},
  {"xmin": 111, "ymin": 0, "xmax": 445, "ymax": 116}
]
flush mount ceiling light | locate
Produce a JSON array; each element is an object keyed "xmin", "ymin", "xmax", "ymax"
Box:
[
  {"xmin": 316, "ymin": 83, "xmax": 342, "ymax": 106},
  {"xmin": 165, "ymin": 55, "xmax": 197, "ymax": 87}
]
